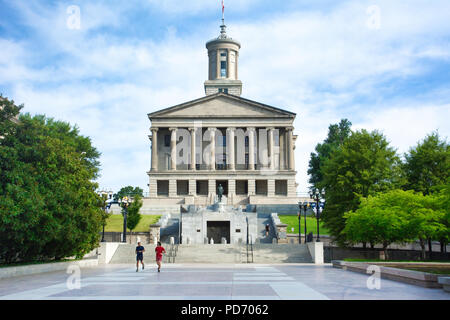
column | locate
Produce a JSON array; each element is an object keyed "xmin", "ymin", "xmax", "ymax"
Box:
[
  {"xmin": 169, "ymin": 128, "xmax": 177, "ymax": 171},
  {"xmin": 228, "ymin": 179, "xmax": 236, "ymax": 205},
  {"xmin": 169, "ymin": 179, "xmax": 177, "ymax": 198},
  {"xmin": 208, "ymin": 179, "xmax": 216, "ymax": 204},
  {"xmin": 280, "ymin": 130, "xmax": 285, "ymax": 170},
  {"xmin": 227, "ymin": 127, "xmax": 235, "ymax": 170},
  {"xmin": 216, "ymin": 50, "xmax": 221, "ymax": 78},
  {"xmin": 287, "ymin": 127, "xmax": 294, "ymax": 170},
  {"xmin": 150, "ymin": 128, "xmax": 158, "ymax": 171},
  {"xmin": 268, "ymin": 127, "xmax": 275, "ymax": 170},
  {"xmin": 268, "ymin": 179, "xmax": 275, "ymax": 197},
  {"xmin": 226, "ymin": 48, "xmax": 230, "ymax": 78},
  {"xmin": 189, "ymin": 128, "xmax": 196, "ymax": 170},
  {"xmin": 209, "ymin": 128, "xmax": 216, "ymax": 170},
  {"xmin": 248, "ymin": 179, "xmax": 255, "ymax": 196},
  {"xmin": 235, "ymin": 51, "xmax": 238, "ymax": 79},
  {"xmin": 248, "ymin": 127, "xmax": 255, "ymax": 170},
  {"xmin": 189, "ymin": 179, "xmax": 196, "ymax": 196}
]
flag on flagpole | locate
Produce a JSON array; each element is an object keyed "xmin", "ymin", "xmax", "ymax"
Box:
[{"xmin": 222, "ymin": 0, "xmax": 225, "ymax": 17}]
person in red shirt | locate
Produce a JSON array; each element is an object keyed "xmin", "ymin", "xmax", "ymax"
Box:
[{"xmin": 155, "ymin": 242, "xmax": 166, "ymax": 272}]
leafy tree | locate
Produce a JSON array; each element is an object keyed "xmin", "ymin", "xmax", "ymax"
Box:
[
  {"xmin": 343, "ymin": 190, "xmax": 446, "ymax": 259},
  {"xmin": 126, "ymin": 195, "xmax": 143, "ymax": 240},
  {"xmin": 320, "ymin": 129, "xmax": 403, "ymax": 245},
  {"xmin": 428, "ymin": 179, "xmax": 450, "ymax": 253},
  {"xmin": 344, "ymin": 192, "xmax": 409, "ymax": 260},
  {"xmin": 308, "ymin": 119, "xmax": 352, "ymax": 189},
  {"xmin": 0, "ymin": 95, "xmax": 22, "ymax": 138},
  {"xmin": 403, "ymin": 132, "xmax": 449, "ymax": 195},
  {"xmin": 114, "ymin": 186, "xmax": 144, "ymax": 201},
  {"xmin": 0, "ymin": 98, "xmax": 103, "ymax": 263}
]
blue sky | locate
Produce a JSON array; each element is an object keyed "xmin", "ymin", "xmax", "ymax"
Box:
[{"xmin": 1, "ymin": 0, "xmax": 449, "ymax": 194}]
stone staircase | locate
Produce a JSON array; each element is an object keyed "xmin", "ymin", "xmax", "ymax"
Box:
[
  {"xmin": 175, "ymin": 244, "xmax": 243, "ymax": 263},
  {"xmin": 108, "ymin": 244, "xmax": 176, "ymax": 264},
  {"xmin": 108, "ymin": 243, "xmax": 313, "ymax": 264}
]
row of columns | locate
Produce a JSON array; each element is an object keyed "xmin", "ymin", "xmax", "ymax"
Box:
[{"xmin": 150, "ymin": 127, "xmax": 295, "ymax": 171}]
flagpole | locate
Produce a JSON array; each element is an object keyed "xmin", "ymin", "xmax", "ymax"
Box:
[{"xmin": 222, "ymin": 0, "xmax": 225, "ymax": 24}]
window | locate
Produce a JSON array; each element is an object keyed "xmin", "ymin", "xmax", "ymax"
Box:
[
  {"xmin": 164, "ymin": 135, "xmax": 170, "ymax": 147},
  {"xmin": 221, "ymin": 52, "xmax": 227, "ymax": 57},
  {"xmin": 221, "ymin": 61, "xmax": 227, "ymax": 77},
  {"xmin": 218, "ymin": 88, "xmax": 228, "ymax": 94},
  {"xmin": 222, "ymin": 135, "xmax": 227, "ymax": 146},
  {"xmin": 245, "ymin": 136, "xmax": 249, "ymax": 147}
]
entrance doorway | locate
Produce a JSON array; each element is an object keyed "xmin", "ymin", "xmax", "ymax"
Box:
[{"xmin": 207, "ymin": 221, "xmax": 230, "ymax": 244}]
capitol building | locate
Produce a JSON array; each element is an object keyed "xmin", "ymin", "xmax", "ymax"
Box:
[{"xmin": 145, "ymin": 20, "xmax": 299, "ymax": 215}]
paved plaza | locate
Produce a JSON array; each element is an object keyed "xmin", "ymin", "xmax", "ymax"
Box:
[{"xmin": 0, "ymin": 263, "xmax": 448, "ymax": 300}]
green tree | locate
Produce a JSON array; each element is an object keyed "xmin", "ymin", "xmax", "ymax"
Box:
[
  {"xmin": 344, "ymin": 190, "xmax": 447, "ymax": 260},
  {"xmin": 344, "ymin": 193, "xmax": 409, "ymax": 260},
  {"xmin": 114, "ymin": 186, "xmax": 144, "ymax": 201},
  {"xmin": 308, "ymin": 119, "xmax": 352, "ymax": 190},
  {"xmin": 403, "ymin": 132, "xmax": 449, "ymax": 195},
  {"xmin": 0, "ymin": 98, "xmax": 103, "ymax": 264},
  {"xmin": 320, "ymin": 129, "xmax": 402, "ymax": 245},
  {"xmin": 126, "ymin": 195, "xmax": 143, "ymax": 241}
]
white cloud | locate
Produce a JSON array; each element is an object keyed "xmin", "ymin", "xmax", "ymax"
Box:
[{"xmin": 2, "ymin": 0, "xmax": 450, "ymax": 193}]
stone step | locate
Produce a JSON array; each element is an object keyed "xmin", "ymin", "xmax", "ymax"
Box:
[{"xmin": 108, "ymin": 243, "xmax": 313, "ymax": 264}]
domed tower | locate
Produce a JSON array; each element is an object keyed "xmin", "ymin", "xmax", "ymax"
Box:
[{"xmin": 204, "ymin": 18, "xmax": 242, "ymax": 96}]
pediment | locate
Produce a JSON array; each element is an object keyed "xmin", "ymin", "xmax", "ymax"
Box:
[{"xmin": 148, "ymin": 93, "xmax": 295, "ymax": 119}]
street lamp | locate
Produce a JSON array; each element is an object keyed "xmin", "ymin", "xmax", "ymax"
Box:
[
  {"xmin": 303, "ymin": 202, "xmax": 309, "ymax": 242},
  {"xmin": 309, "ymin": 188, "xmax": 325, "ymax": 242},
  {"xmin": 119, "ymin": 196, "xmax": 131, "ymax": 243},
  {"xmin": 297, "ymin": 203, "xmax": 302, "ymax": 244}
]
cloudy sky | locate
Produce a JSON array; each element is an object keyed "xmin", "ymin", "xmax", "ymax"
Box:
[{"xmin": 1, "ymin": 0, "xmax": 449, "ymax": 195}]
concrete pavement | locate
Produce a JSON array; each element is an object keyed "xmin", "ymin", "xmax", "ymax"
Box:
[{"xmin": 0, "ymin": 263, "xmax": 448, "ymax": 300}]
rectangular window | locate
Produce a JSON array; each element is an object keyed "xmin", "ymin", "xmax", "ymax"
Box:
[
  {"xmin": 222, "ymin": 135, "xmax": 227, "ymax": 146},
  {"xmin": 164, "ymin": 135, "xmax": 170, "ymax": 147},
  {"xmin": 221, "ymin": 61, "xmax": 227, "ymax": 77},
  {"xmin": 245, "ymin": 136, "xmax": 249, "ymax": 147}
]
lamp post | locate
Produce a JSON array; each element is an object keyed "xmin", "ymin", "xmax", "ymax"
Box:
[
  {"xmin": 297, "ymin": 202, "xmax": 302, "ymax": 244},
  {"xmin": 101, "ymin": 205, "xmax": 109, "ymax": 242},
  {"xmin": 309, "ymin": 188, "xmax": 325, "ymax": 242},
  {"xmin": 303, "ymin": 202, "xmax": 309, "ymax": 241},
  {"xmin": 119, "ymin": 196, "xmax": 130, "ymax": 243}
]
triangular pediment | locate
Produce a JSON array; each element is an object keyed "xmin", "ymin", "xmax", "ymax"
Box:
[{"xmin": 148, "ymin": 93, "xmax": 295, "ymax": 119}]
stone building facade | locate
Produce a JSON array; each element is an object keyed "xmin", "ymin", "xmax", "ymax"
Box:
[{"xmin": 146, "ymin": 22, "xmax": 298, "ymax": 208}]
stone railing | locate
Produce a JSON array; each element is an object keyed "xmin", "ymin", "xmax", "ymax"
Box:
[{"xmin": 270, "ymin": 213, "xmax": 288, "ymax": 244}]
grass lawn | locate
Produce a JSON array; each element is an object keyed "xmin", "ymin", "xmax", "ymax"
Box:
[
  {"xmin": 105, "ymin": 214, "xmax": 161, "ymax": 232},
  {"xmin": 278, "ymin": 215, "xmax": 329, "ymax": 235}
]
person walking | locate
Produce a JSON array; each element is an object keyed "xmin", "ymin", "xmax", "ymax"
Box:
[
  {"xmin": 265, "ymin": 224, "xmax": 270, "ymax": 237},
  {"xmin": 136, "ymin": 241, "xmax": 145, "ymax": 272},
  {"xmin": 155, "ymin": 241, "xmax": 166, "ymax": 272}
]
